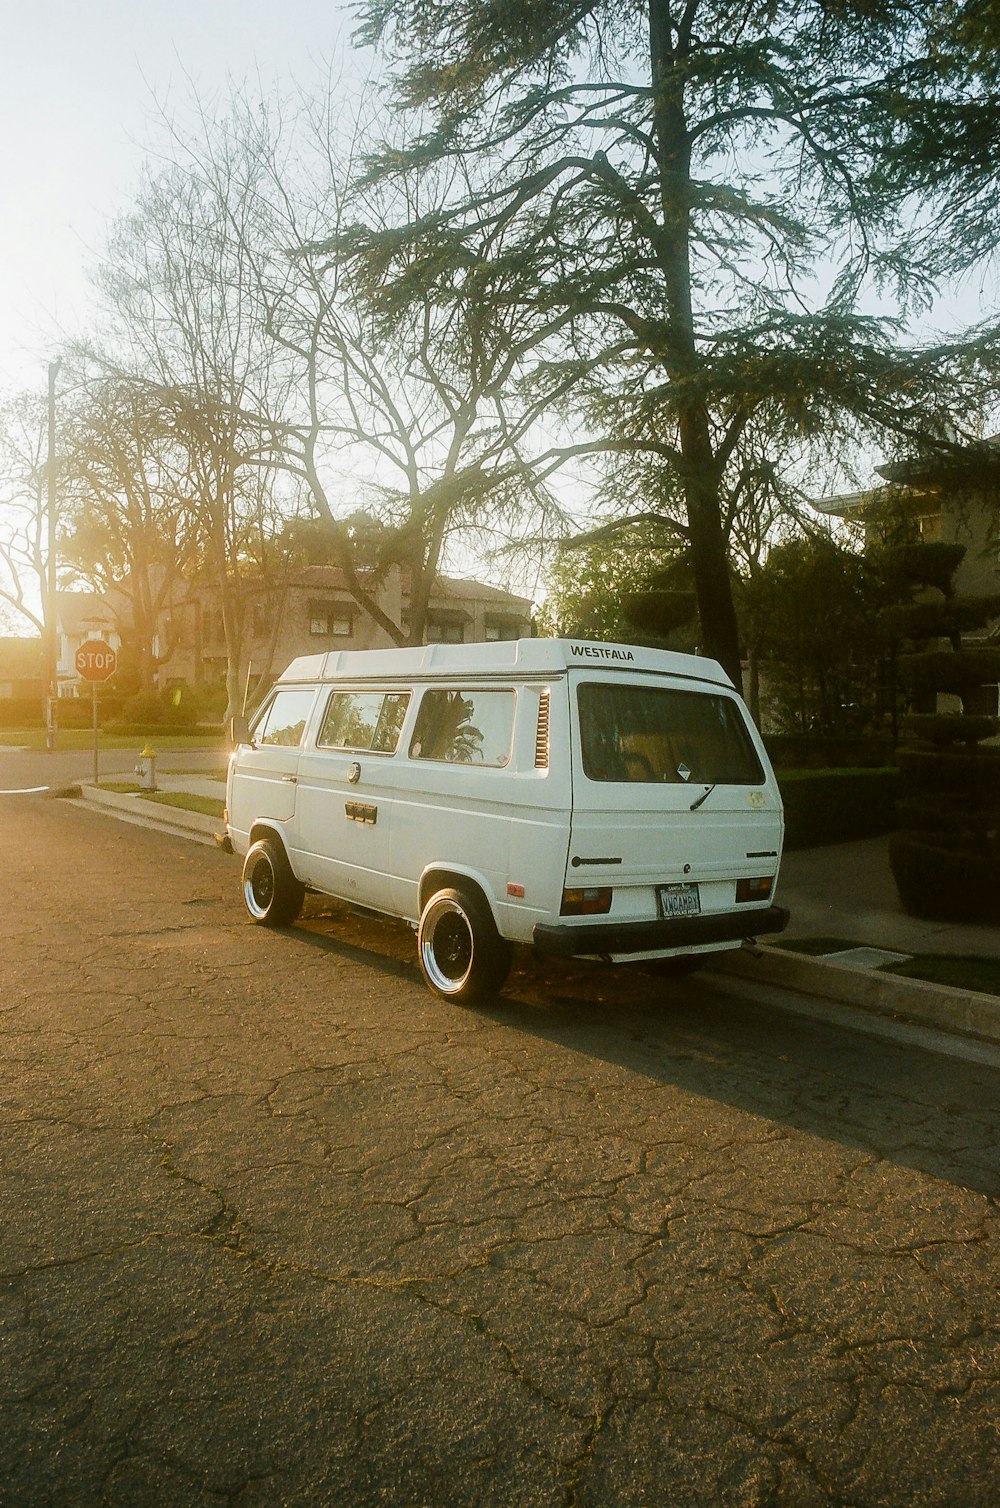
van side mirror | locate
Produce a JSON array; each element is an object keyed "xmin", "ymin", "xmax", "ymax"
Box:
[{"xmin": 230, "ymin": 714, "xmax": 253, "ymax": 747}]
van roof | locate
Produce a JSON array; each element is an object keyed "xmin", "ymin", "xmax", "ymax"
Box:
[{"xmin": 274, "ymin": 638, "xmax": 735, "ymax": 689}]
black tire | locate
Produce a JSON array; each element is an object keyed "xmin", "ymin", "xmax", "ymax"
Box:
[
  {"xmin": 242, "ymin": 837, "xmax": 305, "ymax": 927},
  {"xmin": 417, "ymin": 886, "xmax": 512, "ymax": 1003}
]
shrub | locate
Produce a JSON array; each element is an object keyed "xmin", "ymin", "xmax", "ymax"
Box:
[
  {"xmin": 0, "ymin": 696, "xmax": 43, "ymax": 728},
  {"xmin": 904, "ymin": 713, "xmax": 999, "ymax": 747},
  {"xmin": 764, "ymin": 734, "xmax": 896, "ymax": 770},
  {"xmin": 899, "ymin": 647, "xmax": 1000, "ymax": 697},
  {"xmin": 778, "ymin": 768, "xmax": 899, "ymax": 849},
  {"xmin": 889, "ymin": 833, "xmax": 1000, "ymax": 924},
  {"xmin": 896, "ymin": 747, "xmax": 1000, "ymax": 802},
  {"xmin": 111, "ymin": 688, "xmax": 200, "ymax": 729}
]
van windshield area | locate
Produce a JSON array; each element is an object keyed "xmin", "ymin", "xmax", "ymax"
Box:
[{"xmin": 577, "ymin": 681, "xmax": 765, "ymax": 785}]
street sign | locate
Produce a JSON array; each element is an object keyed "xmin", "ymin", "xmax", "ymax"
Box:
[{"xmin": 75, "ymin": 639, "xmax": 118, "ymax": 682}]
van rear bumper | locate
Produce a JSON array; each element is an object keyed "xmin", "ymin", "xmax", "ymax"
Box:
[{"xmin": 532, "ymin": 904, "xmax": 790, "ymax": 958}]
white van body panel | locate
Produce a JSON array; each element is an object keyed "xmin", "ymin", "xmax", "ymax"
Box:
[{"xmin": 226, "ymin": 639, "xmax": 787, "ymax": 968}]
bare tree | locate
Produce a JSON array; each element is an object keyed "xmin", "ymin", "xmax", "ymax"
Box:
[
  {"xmin": 59, "ymin": 376, "xmax": 201, "ymax": 691},
  {"xmin": 162, "ymin": 90, "xmax": 571, "ymax": 645},
  {"xmin": 87, "ymin": 157, "xmax": 297, "ymax": 716},
  {"xmin": 0, "ymin": 392, "xmax": 48, "ymax": 638}
]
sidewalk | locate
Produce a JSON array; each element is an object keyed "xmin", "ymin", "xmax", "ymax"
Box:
[
  {"xmin": 66, "ymin": 775, "xmax": 1000, "ymax": 1057},
  {"xmin": 711, "ymin": 835, "xmax": 1000, "ymax": 1055},
  {"xmin": 777, "ymin": 836, "xmax": 1000, "ymax": 959}
]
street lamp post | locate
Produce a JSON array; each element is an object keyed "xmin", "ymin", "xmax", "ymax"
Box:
[{"xmin": 45, "ymin": 357, "xmax": 62, "ymax": 752}]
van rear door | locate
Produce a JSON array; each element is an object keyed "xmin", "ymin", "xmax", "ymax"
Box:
[{"xmin": 566, "ymin": 674, "xmax": 782, "ymax": 940}]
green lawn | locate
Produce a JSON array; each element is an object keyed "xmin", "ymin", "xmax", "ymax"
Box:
[
  {"xmin": 93, "ymin": 783, "xmax": 226, "ymax": 820},
  {"xmin": 881, "ymin": 954, "xmax": 1000, "ymax": 997},
  {"xmin": 145, "ymin": 791, "xmax": 226, "ymax": 819},
  {"xmin": 777, "ymin": 936, "xmax": 1000, "ymax": 998},
  {"xmin": 0, "ymin": 729, "xmax": 226, "ymax": 752}
]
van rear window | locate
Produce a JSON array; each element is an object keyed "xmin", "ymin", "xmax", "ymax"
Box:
[
  {"xmin": 577, "ymin": 682, "xmax": 764, "ymax": 785},
  {"xmin": 410, "ymin": 689, "xmax": 514, "ymax": 766}
]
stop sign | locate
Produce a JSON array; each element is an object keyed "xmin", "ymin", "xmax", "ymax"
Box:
[{"xmin": 75, "ymin": 639, "xmax": 118, "ymax": 682}]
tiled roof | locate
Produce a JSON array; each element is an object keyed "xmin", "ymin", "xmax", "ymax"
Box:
[
  {"xmin": 257, "ymin": 565, "xmax": 532, "ymax": 612},
  {"xmin": 810, "ymin": 489, "xmax": 876, "ymax": 517},
  {"xmin": 433, "ymin": 574, "xmax": 533, "ymax": 610}
]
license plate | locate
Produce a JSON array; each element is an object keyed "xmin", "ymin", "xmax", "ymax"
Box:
[{"xmin": 657, "ymin": 883, "xmax": 701, "ymax": 919}]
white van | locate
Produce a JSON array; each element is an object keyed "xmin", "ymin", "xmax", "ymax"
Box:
[{"xmin": 225, "ymin": 638, "xmax": 788, "ymax": 1002}]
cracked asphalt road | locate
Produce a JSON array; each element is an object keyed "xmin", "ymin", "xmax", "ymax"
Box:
[{"xmin": 2, "ymin": 795, "xmax": 999, "ymax": 1506}]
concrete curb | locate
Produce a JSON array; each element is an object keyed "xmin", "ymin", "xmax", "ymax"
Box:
[
  {"xmin": 707, "ymin": 944, "xmax": 1000, "ymax": 1051},
  {"xmin": 72, "ymin": 785, "xmax": 224, "ymax": 846}
]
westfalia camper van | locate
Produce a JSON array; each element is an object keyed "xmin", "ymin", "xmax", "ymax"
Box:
[{"xmin": 226, "ymin": 639, "xmax": 788, "ymax": 1001}]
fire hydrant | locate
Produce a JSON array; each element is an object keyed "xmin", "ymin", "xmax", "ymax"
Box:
[{"xmin": 135, "ymin": 744, "xmax": 158, "ymax": 792}]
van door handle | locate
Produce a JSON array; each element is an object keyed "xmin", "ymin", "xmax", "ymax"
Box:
[{"xmin": 281, "ymin": 775, "xmax": 297, "ymax": 784}]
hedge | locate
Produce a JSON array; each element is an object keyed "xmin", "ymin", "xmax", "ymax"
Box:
[
  {"xmin": 764, "ymin": 734, "xmax": 896, "ymax": 770},
  {"xmin": 889, "ymin": 833, "xmax": 1000, "ymax": 924},
  {"xmin": 778, "ymin": 768, "xmax": 900, "ymax": 849},
  {"xmin": 0, "ymin": 695, "xmax": 123, "ymax": 730}
]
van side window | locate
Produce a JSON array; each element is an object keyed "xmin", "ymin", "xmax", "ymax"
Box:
[
  {"xmin": 318, "ymin": 690, "xmax": 411, "ymax": 753},
  {"xmin": 253, "ymin": 689, "xmax": 316, "ymax": 747},
  {"xmin": 409, "ymin": 689, "xmax": 515, "ymax": 767},
  {"xmin": 577, "ymin": 682, "xmax": 764, "ymax": 785}
]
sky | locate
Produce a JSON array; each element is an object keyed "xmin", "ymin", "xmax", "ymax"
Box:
[{"xmin": 0, "ymin": 0, "xmax": 371, "ymax": 390}]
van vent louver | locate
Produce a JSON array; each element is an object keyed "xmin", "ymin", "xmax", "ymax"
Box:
[{"xmin": 535, "ymin": 690, "xmax": 550, "ymax": 768}]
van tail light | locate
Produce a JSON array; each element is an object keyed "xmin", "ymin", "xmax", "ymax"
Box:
[
  {"xmin": 736, "ymin": 876, "xmax": 773, "ymax": 903},
  {"xmin": 560, "ymin": 887, "xmax": 613, "ymax": 916}
]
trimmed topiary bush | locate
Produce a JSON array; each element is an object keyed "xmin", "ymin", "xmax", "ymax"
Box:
[
  {"xmin": 778, "ymin": 768, "xmax": 899, "ymax": 849},
  {"xmin": 888, "ymin": 833, "xmax": 1000, "ymax": 923},
  {"xmin": 885, "ymin": 541, "xmax": 1000, "ymax": 923},
  {"xmin": 765, "ymin": 734, "xmax": 896, "ymax": 770}
]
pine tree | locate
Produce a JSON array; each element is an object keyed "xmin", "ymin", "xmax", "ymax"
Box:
[{"xmin": 349, "ymin": 0, "xmax": 998, "ymax": 689}]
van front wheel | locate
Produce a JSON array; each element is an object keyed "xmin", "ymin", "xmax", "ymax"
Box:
[
  {"xmin": 242, "ymin": 837, "xmax": 305, "ymax": 927},
  {"xmin": 418, "ymin": 887, "xmax": 512, "ymax": 1003}
]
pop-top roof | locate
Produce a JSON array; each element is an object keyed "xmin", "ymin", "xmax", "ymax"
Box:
[{"xmin": 276, "ymin": 638, "xmax": 733, "ymax": 689}]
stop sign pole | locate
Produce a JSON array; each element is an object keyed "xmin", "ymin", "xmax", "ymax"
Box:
[{"xmin": 75, "ymin": 639, "xmax": 118, "ymax": 786}]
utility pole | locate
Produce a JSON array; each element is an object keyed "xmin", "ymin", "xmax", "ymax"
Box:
[{"xmin": 45, "ymin": 358, "xmax": 61, "ymax": 752}]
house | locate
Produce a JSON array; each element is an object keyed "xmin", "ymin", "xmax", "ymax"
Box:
[
  {"xmin": 54, "ymin": 592, "xmax": 122, "ymax": 698},
  {"xmin": 814, "ymin": 437, "xmax": 1000, "ymax": 720},
  {"xmin": 813, "ymin": 437, "xmax": 1000, "ymax": 608},
  {"xmin": 0, "ymin": 637, "xmax": 43, "ymax": 700},
  {"xmin": 63, "ymin": 567, "xmax": 535, "ymax": 694}
]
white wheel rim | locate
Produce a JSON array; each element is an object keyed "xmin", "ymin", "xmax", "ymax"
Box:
[
  {"xmin": 243, "ymin": 852, "xmax": 275, "ymax": 920},
  {"xmin": 420, "ymin": 897, "xmax": 474, "ymax": 994}
]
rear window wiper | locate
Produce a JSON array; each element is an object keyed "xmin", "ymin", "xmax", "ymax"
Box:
[{"xmin": 689, "ymin": 782, "xmax": 717, "ymax": 811}]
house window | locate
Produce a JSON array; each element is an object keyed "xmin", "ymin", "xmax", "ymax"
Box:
[
  {"xmin": 203, "ymin": 609, "xmax": 225, "ymax": 644},
  {"xmin": 426, "ymin": 618, "xmax": 465, "ymax": 644},
  {"xmin": 916, "ymin": 512, "xmax": 942, "ymax": 542},
  {"xmin": 309, "ymin": 601, "xmax": 354, "ymax": 637},
  {"xmin": 484, "ymin": 617, "xmax": 521, "ymax": 642}
]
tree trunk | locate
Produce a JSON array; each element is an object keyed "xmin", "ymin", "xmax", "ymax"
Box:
[{"xmin": 648, "ymin": 0, "xmax": 743, "ymax": 690}]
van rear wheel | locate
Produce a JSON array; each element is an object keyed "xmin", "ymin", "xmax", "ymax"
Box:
[
  {"xmin": 242, "ymin": 837, "xmax": 305, "ymax": 927},
  {"xmin": 418, "ymin": 886, "xmax": 512, "ymax": 1003}
]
